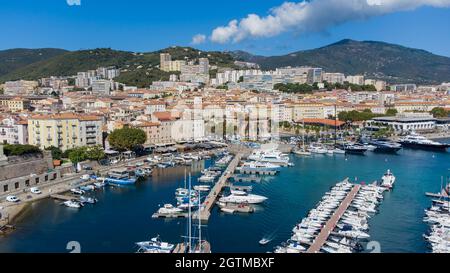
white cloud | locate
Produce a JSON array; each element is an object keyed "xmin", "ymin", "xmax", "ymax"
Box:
[
  {"xmin": 67, "ymin": 0, "xmax": 81, "ymax": 6},
  {"xmin": 209, "ymin": 0, "xmax": 450, "ymax": 43},
  {"xmin": 191, "ymin": 34, "xmax": 207, "ymax": 45}
]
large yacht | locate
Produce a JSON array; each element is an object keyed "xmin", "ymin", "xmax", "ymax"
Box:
[
  {"xmin": 239, "ymin": 161, "xmax": 281, "ymax": 172},
  {"xmin": 219, "ymin": 190, "xmax": 267, "ymax": 204},
  {"xmin": 248, "ymin": 150, "xmax": 290, "ymax": 166},
  {"xmin": 398, "ymin": 132, "xmax": 450, "ymax": 151},
  {"xmin": 369, "ymin": 139, "xmax": 403, "ymax": 153}
]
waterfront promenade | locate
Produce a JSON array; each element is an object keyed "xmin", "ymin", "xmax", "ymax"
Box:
[{"xmin": 306, "ymin": 184, "xmax": 361, "ymax": 253}]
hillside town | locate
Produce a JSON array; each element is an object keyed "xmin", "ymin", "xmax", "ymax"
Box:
[
  {"xmin": 0, "ymin": 52, "xmax": 449, "ymax": 150},
  {"xmin": 1, "ymin": 51, "xmax": 450, "ymax": 254}
]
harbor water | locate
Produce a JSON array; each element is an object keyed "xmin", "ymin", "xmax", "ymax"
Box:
[{"xmin": 0, "ymin": 141, "xmax": 449, "ymax": 253}]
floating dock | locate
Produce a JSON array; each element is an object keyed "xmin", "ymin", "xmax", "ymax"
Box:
[
  {"xmin": 151, "ymin": 212, "xmax": 188, "ymax": 219},
  {"xmin": 195, "ymin": 153, "xmax": 243, "ymax": 221},
  {"xmin": 231, "ymin": 175, "xmax": 261, "ymax": 183},
  {"xmin": 217, "ymin": 202, "xmax": 254, "ymax": 213},
  {"xmin": 306, "ymin": 184, "xmax": 361, "ymax": 253},
  {"xmin": 236, "ymin": 169, "xmax": 278, "ymax": 176}
]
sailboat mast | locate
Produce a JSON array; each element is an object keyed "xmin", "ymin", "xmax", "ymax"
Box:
[
  {"xmin": 188, "ymin": 173, "xmax": 192, "ymax": 253},
  {"xmin": 334, "ymin": 103, "xmax": 337, "ymax": 146},
  {"xmin": 198, "ymin": 189, "xmax": 202, "ymax": 253},
  {"xmin": 302, "ymin": 119, "xmax": 306, "ymax": 150}
]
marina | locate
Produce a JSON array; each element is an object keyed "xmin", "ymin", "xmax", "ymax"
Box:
[{"xmin": 0, "ymin": 140, "xmax": 449, "ymax": 253}]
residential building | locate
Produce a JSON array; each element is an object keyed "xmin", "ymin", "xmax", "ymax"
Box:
[
  {"xmin": 0, "ymin": 117, "xmax": 28, "ymax": 144},
  {"xmin": 28, "ymin": 113, "xmax": 103, "ymax": 151},
  {"xmin": 4, "ymin": 80, "xmax": 38, "ymax": 95}
]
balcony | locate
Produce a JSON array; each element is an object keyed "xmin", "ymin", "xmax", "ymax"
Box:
[{"xmin": 72, "ymin": 135, "xmax": 78, "ymax": 139}]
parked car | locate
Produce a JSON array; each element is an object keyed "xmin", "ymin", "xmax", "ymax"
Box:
[
  {"xmin": 6, "ymin": 195, "xmax": 20, "ymax": 202},
  {"xmin": 30, "ymin": 187, "xmax": 42, "ymax": 194}
]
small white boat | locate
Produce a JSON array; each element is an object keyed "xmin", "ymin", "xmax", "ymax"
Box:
[
  {"xmin": 380, "ymin": 169, "xmax": 396, "ymax": 189},
  {"xmin": 70, "ymin": 188, "xmax": 85, "ymax": 195},
  {"xmin": 63, "ymin": 200, "xmax": 82, "ymax": 208},
  {"xmin": 293, "ymin": 149, "xmax": 311, "ymax": 156},
  {"xmin": 220, "ymin": 208, "xmax": 235, "ymax": 213},
  {"xmin": 259, "ymin": 238, "xmax": 272, "ymax": 245},
  {"xmin": 194, "ymin": 185, "xmax": 211, "ymax": 192},
  {"xmin": 94, "ymin": 181, "xmax": 106, "ymax": 188},
  {"xmin": 157, "ymin": 204, "xmax": 184, "ymax": 215},
  {"xmin": 198, "ymin": 175, "xmax": 215, "ymax": 183}
]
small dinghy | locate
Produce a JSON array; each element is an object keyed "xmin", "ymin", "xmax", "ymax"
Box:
[{"xmin": 259, "ymin": 238, "xmax": 272, "ymax": 245}]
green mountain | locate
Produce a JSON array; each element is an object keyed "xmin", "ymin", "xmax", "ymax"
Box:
[
  {"xmin": 0, "ymin": 47, "xmax": 237, "ymax": 87},
  {"xmin": 0, "ymin": 48, "xmax": 67, "ymax": 77},
  {"xmin": 2, "ymin": 40, "xmax": 449, "ymax": 86},
  {"xmin": 233, "ymin": 39, "xmax": 450, "ymax": 84}
]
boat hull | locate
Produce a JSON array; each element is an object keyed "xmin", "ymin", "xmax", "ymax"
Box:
[
  {"xmin": 105, "ymin": 177, "xmax": 137, "ymax": 185},
  {"xmin": 399, "ymin": 142, "xmax": 450, "ymax": 151}
]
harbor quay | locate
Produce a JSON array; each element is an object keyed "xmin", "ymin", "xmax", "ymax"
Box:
[{"xmin": 0, "ymin": 146, "xmax": 227, "ymax": 230}]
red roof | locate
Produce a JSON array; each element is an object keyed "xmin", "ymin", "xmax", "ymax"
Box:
[{"xmin": 298, "ymin": 118, "xmax": 345, "ymax": 127}]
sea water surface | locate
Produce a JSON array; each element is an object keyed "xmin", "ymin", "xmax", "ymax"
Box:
[{"xmin": 0, "ymin": 140, "xmax": 449, "ymax": 253}]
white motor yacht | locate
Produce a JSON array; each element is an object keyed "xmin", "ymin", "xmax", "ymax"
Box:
[{"xmin": 219, "ymin": 190, "xmax": 267, "ymax": 204}]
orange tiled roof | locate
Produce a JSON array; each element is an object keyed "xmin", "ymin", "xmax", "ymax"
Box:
[{"xmin": 298, "ymin": 118, "xmax": 345, "ymax": 127}]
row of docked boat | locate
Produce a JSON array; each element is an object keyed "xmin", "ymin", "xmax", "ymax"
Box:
[
  {"xmin": 423, "ymin": 178, "xmax": 450, "ymax": 253},
  {"xmin": 197, "ymin": 154, "xmax": 232, "ymax": 183},
  {"xmin": 294, "ymin": 140, "xmax": 402, "ymax": 156},
  {"xmin": 423, "ymin": 204, "xmax": 450, "ymax": 253},
  {"xmin": 275, "ymin": 173, "xmax": 392, "ymax": 253}
]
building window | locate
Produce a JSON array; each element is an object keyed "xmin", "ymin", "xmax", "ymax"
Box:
[
  {"xmin": 14, "ymin": 182, "xmax": 19, "ymax": 189},
  {"xmin": 35, "ymin": 177, "xmax": 40, "ymax": 184},
  {"xmin": 25, "ymin": 180, "xmax": 30, "ymax": 187},
  {"xmin": 45, "ymin": 175, "xmax": 48, "ymax": 181},
  {"xmin": 3, "ymin": 185, "xmax": 8, "ymax": 192}
]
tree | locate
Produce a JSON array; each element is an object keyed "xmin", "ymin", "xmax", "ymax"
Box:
[
  {"xmin": 385, "ymin": 108, "xmax": 398, "ymax": 116},
  {"xmin": 108, "ymin": 127, "xmax": 147, "ymax": 151},
  {"xmin": 4, "ymin": 144, "xmax": 41, "ymax": 156},
  {"xmin": 238, "ymin": 76, "xmax": 244, "ymax": 83},
  {"xmin": 430, "ymin": 107, "xmax": 448, "ymax": 118},
  {"xmin": 85, "ymin": 145, "xmax": 106, "ymax": 162},
  {"xmin": 68, "ymin": 147, "xmax": 88, "ymax": 165},
  {"xmin": 45, "ymin": 146, "xmax": 62, "ymax": 160},
  {"xmin": 273, "ymin": 83, "xmax": 314, "ymax": 93}
]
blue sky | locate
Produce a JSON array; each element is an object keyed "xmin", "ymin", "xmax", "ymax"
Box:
[{"xmin": 1, "ymin": 0, "xmax": 450, "ymax": 57}]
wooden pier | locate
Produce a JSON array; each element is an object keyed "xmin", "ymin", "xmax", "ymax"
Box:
[
  {"xmin": 306, "ymin": 184, "xmax": 361, "ymax": 253},
  {"xmin": 195, "ymin": 153, "xmax": 243, "ymax": 221}
]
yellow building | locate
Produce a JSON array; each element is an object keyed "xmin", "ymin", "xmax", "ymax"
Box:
[
  {"xmin": 28, "ymin": 113, "xmax": 103, "ymax": 151},
  {"xmin": 0, "ymin": 97, "xmax": 31, "ymax": 112}
]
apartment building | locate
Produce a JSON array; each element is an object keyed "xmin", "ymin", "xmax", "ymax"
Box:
[
  {"xmin": 323, "ymin": 73, "xmax": 345, "ymax": 84},
  {"xmin": 0, "ymin": 97, "xmax": 32, "ymax": 112},
  {"xmin": 4, "ymin": 80, "xmax": 38, "ymax": 95},
  {"xmin": 28, "ymin": 113, "xmax": 103, "ymax": 151},
  {"xmin": 0, "ymin": 117, "xmax": 28, "ymax": 144}
]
